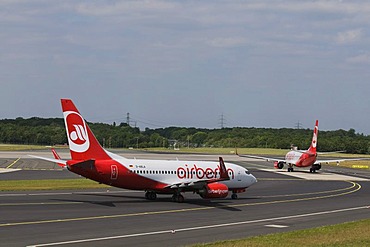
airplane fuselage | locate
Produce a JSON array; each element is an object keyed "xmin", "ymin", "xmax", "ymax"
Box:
[
  {"xmin": 68, "ymin": 157, "xmax": 256, "ymax": 194},
  {"xmin": 285, "ymin": 150, "xmax": 317, "ymax": 167}
]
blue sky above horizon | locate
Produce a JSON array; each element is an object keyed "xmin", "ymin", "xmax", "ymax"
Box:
[{"xmin": 1, "ymin": 1, "xmax": 369, "ymax": 133}]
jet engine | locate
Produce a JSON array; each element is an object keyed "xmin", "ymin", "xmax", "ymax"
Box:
[
  {"xmin": 274, "ymin": 161, "xmax": 284, "ymax": 169},
  {"xmin": 198, "ymin": 182, "xmax": 229, "ymax": 199}
]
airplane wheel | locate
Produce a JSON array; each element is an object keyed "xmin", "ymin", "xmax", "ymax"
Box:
[
  {"xmin": 150, "ymin": 192, "xmax": 157, "ymax": 200},
  {"xmin": 231, "ymin": 193, "xmax": 238, "ymax": 200},
  {"xmin": 309, "ymin": 168, "xmax": 313, "ymax": 173},
  {"xmin": 146, "ymin": 191, "xmax": 157, "ymax": 200},
  {"xmin": 171, "ymin": 194, "xmax": 177, "ymax": 202},
  {"xmin": 177, "ymin": 194, "xmax": 184, "ymax": 203}
]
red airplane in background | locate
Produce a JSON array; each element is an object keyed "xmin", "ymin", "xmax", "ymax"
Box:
[{"xmin": 238, "ymin": 120, "xmax": 367, "ymax": 173}]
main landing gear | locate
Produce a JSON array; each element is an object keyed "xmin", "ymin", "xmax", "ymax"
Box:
[
  {"xmin": 310, "ymin": 164, "xmax": 321, "ymax": 173},
  {"xmin": 145, "ymin": 190, "xmax": 185, "ymax": 203},
  {"xmin": 145, "ymin": 191, "xmax": 157, "ymax": 200},
  {"xmin": 231, "ymin": 193, "xmax": 238, "ymax": 200},
  {"xmin": 287, "ymin": 164, "xmax": 294, "ymax": 172},
  {"xmin": 171, "ymin": 193, "xmax": 184, "ymax": 203}
]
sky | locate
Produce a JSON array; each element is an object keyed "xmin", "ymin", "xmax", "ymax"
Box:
[{"xmin": 1, "ymin": 0, "xmax": 370, "ymax": 133}]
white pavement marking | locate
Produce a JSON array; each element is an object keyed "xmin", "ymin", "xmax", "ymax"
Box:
[
  {"xmin": 28, "ymin": 205, "xmax": 369, "ymax": 247},
  {"xmin": 259, "ymin": 169, "xmax": 369, "ymax": 181},
  {"xmin": 0, "ymin": 168, "xmax": 21, "ymax": 173},
  {"xmin": 265, "ymin": 224, "xmax": 289, "ymax": 228}
]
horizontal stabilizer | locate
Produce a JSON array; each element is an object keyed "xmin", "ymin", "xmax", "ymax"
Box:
[{"xmin": 28, "ymin": 155, "xmax": 67, "ymax": 165}]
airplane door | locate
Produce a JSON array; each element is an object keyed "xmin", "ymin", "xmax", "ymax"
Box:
[{"xmin": 111, "ymin": 165, "xmax": 118, "ymax": 180}]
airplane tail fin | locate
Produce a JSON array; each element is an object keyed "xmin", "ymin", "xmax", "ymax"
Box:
[
  {"xmin": 61, "ymin": 99, "xmax": 111, "ymax": 161},
  {"xmin": 308, "ymin": 120, "xmax": 319, "ymax": 153}
]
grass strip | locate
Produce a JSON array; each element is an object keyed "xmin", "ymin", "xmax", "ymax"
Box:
[
  {"xmin": 0, "ymin": 144, "xmax": 52, "ymax": 151},
  {"xmin": 192, "ymin": 218, "xmax": 370, "ymax": 247},
  {"xmin": 0, "ymin": 179, "xmax": 110, "ymax": 191},
  {"xmin": 145, "ymin": 147, "xmax": 290, "ymax": 156}
]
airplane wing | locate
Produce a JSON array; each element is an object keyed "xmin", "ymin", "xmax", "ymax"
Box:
[
  {"xmin": 237, "ymin": 154, "xmax": 285, "ymax": 163},
  {"xmin": 316, "ymin": 158, "xmax": 370, "ymax": 164}
]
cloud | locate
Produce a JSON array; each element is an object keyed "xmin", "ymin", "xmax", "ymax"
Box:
[
  {"xmin": 207, "ymin": 37, "xmax": 248, "ymax": 48},
  {"xmin": 75, "ymin": 1, "xmax": 178, "ymax": 16},
  {"xmin": 1, "ymin": 0, "xmax": 370, "ymax": 134},
  {"xmin": 335, "ymin": 29, "xmax": 363, "ymax": 44},
  {"xmin": 347, "ymin": 53, "xmax": 370, "ymax": 64}
]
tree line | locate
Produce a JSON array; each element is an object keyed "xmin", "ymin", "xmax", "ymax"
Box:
[{"xmin": 0, "ymin": 117, "xmax": 369, "ymax": 154}]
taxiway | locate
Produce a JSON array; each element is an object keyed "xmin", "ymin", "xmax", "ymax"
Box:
[{"xmin": 0, "ymin": 151, "xmax": 369, "ymax": 246}]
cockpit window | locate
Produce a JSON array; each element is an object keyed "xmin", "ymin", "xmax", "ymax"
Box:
[{"xmin": 245, "ymin": 170, "xmax": 250, "ymax": 175}]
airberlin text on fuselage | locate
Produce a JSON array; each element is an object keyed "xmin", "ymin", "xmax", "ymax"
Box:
[{"xmin": 177, "ymin": 164, "xmax": 234, "ymax": 180}]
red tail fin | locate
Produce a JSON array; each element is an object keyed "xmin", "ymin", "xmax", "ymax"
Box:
[
  {"xmin": 61, "ymin": 99, "xmax": 111, "ymax": 161},
  {"xmin": 308, "ymin": 120, "xmax": 319, "ymax": 153}
]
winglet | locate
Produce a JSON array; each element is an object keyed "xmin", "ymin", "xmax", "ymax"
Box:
[
  {"xmin": 51, "ymin": 148, "xmax": 66, "ymax": 168},
  {"xmin": 219, "ymin": 157, "xmax": 229, "ymax": 180}
]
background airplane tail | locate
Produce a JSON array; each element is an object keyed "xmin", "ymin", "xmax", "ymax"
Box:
[
  {"xmin": 308, "ymin": 120, "xmax": 319, "ymax": 153},
  {"xmin": 61, "ymin": 99, "xmax": 111, "ymax": 161}
]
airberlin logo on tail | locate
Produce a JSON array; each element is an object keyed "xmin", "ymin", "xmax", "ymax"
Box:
[
  {"xmin": 64, "ymin": 111, "xmax": 90, "ymax": 153},
  {"xmin": 312, "ymin": 126, "xmax": 318, "ymax": 148}
]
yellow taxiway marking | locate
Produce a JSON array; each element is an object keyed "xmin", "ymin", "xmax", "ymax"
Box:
[
  {"xmin": 255, "ymin": 181, "xmax": 357, "ymax": 198},
  {"xmin": 259, "ymin": 168, "xmax": 369, "ymax": 181},
  {"xmin": 28, "ymin": 205, "xmax": 369, "ymax": 247},
  {"xmin": 6, "ymin": 158, "xmax": 20, "ymax": 169},
  {"xmin": 0, "ymin": 181, "xmax": 355, "ymax": 207},
  {"xmin": 0, "ymin": 181, "xmax": 361, "ymax": 228}
]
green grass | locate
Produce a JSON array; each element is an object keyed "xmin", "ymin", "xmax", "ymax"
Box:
[
  {"xmin": 0, "ymin": 144, "xmax": 52, "ymax": 151},
  {"xmin": 145, "ymin": 147, "xmax": 290, "ymax": 156},
  {"xmin": 0, "ymin": 179, "xmax": 110, "ymax": 191},
  {"xmin": 192, "ymin": 219, "xmax": 370, "ymax": 247}
]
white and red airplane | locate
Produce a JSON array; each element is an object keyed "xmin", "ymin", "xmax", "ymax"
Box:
[
  {"xmin": 32, "ymin": 99, "xmax": 257, "ymax": 202},
  {"xmin": 238, "ymin": 120, "xmax": 366, "ymax": 173}
]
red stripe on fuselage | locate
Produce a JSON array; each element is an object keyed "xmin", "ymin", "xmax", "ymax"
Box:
[{"xmin": 68, "ymin": 160, "xmax": 170, "ymax": 192}]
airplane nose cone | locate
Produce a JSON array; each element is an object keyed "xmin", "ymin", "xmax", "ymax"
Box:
[{"xmin": 251, "ymin": 174, "xmax": 257, "ymax": 185}]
